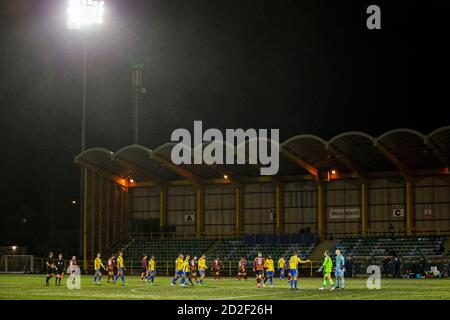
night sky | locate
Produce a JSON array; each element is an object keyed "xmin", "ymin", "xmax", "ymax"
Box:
[{"xmin": 0, "ymin": 0, "xmax": 448, "ymax": 252}]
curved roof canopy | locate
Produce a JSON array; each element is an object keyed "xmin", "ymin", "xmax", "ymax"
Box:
[{"xmin": 75, "ymin": 126, "xmax": 450, "ymax": 186}]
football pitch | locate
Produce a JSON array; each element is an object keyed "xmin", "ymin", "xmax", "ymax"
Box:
[{"xmin": 1, "ymin": 274, "xmax": 450, "ymax": 300}]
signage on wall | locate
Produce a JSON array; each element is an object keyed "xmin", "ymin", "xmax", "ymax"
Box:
[
  {"xmin": 392, "ymin": 205, "xmax": 404, "ymax": 217},
  {"xmin": 329, "ymin": 208, "xmax": 360, "ymax": 219},
  {"xmin": 184, "ymin": 210, "xmax": 195, "ymax": 223},
  {"xmin": 270, "ymin": 208, "xmax": 276, "ymax": 221},
  {"xmin": 424, "ymin": 205, "xmax": 432, "ymax": 217}
]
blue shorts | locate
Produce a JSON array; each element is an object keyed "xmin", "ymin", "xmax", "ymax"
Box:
[
  {"xmin": 199, "ymin": 270, "xmax": 205, "ymax": 275},
  {"xmin": 118, "ymin": 267, "xmax": 124, "ymax": 273},
  {"xmin": 279, "ymin": 268, "xmax": 284, "ymax": 273},
  {"xmin": 149, "ymin": 270, "xmax": 155, "ymax": 276},
  {"xmin": 95, "ymin": 269, "xmax": 101, "ymax": 274},
  {"xmin": 266, "ymin": 271, "xmax": 274, "ymax": 277},
  {"xmin": 289, "ymin": 269, "xmax": 297, "ymax": 277},
  {"xmin": 175, "ymin": 269, "xmax": 183, "ymax": 276},
  {"xmin": 184, "ymin": 272, "xmax": 191, "ymax": 277},
  {"xmin": 335, "ymin": 268, "xmax": 344, "ymax": 277}
]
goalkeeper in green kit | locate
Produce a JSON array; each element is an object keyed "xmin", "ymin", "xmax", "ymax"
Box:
[{"xmin": 318, "ymin": 251, "xmax": 335, "ymax": 291}]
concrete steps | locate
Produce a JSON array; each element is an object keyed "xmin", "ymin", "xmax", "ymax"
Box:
[{"xmin": 309, "ymin": 240, "xmax": 335, "ymax": 262}]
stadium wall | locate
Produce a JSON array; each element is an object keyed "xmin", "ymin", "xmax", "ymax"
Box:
[
  {"xmin": 127, "ymin": 176, "xmax": 450, "ymax": 237},
  {"xmin": 83, "ymin": 171, "xmax": 129, "ymax": 262},
  {"xmin": 80, "ymin": 168, "xmax": 450, "ymax": 264}
]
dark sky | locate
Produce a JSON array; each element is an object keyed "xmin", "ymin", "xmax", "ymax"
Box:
[{"xmin": 0, "ymin": 0, "xmax": 448, "ymax": 251}]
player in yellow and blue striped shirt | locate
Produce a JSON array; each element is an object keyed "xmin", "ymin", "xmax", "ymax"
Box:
[
  {"xmin": 198, "ymin": 254, "xmax": 207, "ymax": 286},
  {"xmin": 114, "ymin": 251, "xmax": 127, "ymax": 286},
  {"xmin": 289, "ymin": 251, "xmax": 310, "ymax": 290},
  {"xmin": 146, "ymin": 255, "xmax": 156, "ymax": 285},
  {"xmin": 180, "ymin": 255, "xmax": 194, "ymax": 287},
  {"xmin": 171, "ymin": 254, "xmax": 185, "ymax": 285},
  {"xmin": 263, "ymin": 256, "xmax": 275, "ymax": 287},
  {"xmin": 278, "ymin": 257, "xmax": 285, "ymax": 281},
  {"xmin": 94, "ymin": 253, "xmax": 105, "ymax": 285}
]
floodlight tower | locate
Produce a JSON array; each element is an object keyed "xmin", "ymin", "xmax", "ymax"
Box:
[
  {"xmin": 67, "ymin": 0, "xmax": 104, "ymax": 151},
  {"xmin": 66, "ymin": 0, "xmax": 104, "ymax": 273}
]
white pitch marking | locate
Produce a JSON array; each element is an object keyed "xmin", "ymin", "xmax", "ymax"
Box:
[{"xmin": 210, "ymin": 291, "xmax": 288, "ymax": 300}]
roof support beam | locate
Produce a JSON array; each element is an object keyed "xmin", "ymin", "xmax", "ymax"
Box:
[
  {"xmin": 406, "ymin": 180, "xmax": 414, "ymax": 236},
  {"xmin": 235, "ymin": 187, "xmax": 243, "ymax": 233},
  {"xmin": 75, "ymin": 158, "xmax": 128, "ymax": 189},
  {"xmin": 241, "ymin": 146, "xmax": 283, "ymax": 186},
  {"xmin": 425, "ymin": 137, "xmax": 448, "ymax": 167},
  {"xmin": 113, "ymin": 156, "xmax": 166, "ymax": 187},
  {"xmin": 196, "ymin": 188, "xmax": 205, "ymax": 238},
  {"xmin": 281, "ymin": 147, "xmax": 320, "ymax": 181},
  {"xmin": 209, "ymin": 164, "xmax": 242, "ymax": 186},
  {"xmin": 375, "ymin": 140, "xmax": 411, "ymax": 181},
  {"xmin": 361, "ymin": 181, "xmax": 368, "ymax": 235},
  {"xmin": 248, "ymin": 163, "xmax": 283, "ymax": 186},
  {"xmin": 275, "ymin": 184, "xmax": 284, "ymax": 234},
  {"xmin": 152, "ymin": 154, "xmax": 202, "ymax": 189},
  {"xmin": 317, "ymin": 183, "xmax": 325, "ymax": 241},
  {"xmin": 328, "ymin": 145, "xmax": 367, "ymax": 182},
  {"xmin": 159, "ymin": 187, "xmax": 168, "ymax": 229}
]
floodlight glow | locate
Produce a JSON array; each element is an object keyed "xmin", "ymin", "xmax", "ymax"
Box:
[
  {"xmin": 66, "ymin": 0, "xmax": 104, "ymax": 30},
  {"xmin": 12, "ymin": 246, "xmax": 17, "ymax": 251}
]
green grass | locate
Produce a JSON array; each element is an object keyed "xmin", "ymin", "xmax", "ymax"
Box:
[{"xmin": 0, "ymin": 274, "xmax": 450, "ymax": 300}]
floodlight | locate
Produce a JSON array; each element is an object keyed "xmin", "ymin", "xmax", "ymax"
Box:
[{"xmin": 66, "ymin": 0, "xmax": 104, "ymax": 30}]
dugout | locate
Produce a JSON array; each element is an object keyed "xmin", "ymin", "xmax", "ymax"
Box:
[{"xmin": 75, "ymin": 126, "xmax": 450, "ymax": 269}]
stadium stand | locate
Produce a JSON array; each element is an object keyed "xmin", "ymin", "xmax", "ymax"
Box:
[
  {"xmin": 113, "ymin": 234, "xmax": 448, "ymax": 278},
  {"xmin": 333, "ymin": 236, "xmax": 444, "ymax": 258},
  {"xmin": 121, "ymin": 238, "xmax": 215, "ymax": 262},
  {"xmin": 119, "ymin": 235, "xmax": 316, "ymax": 266},
  {"xmin": 205, "ymin": 238, "xmax": 315, "ymax": 262},
  {"xmin": 73, "ymin": 126, "xmax": 450, "ymax": 278},
  {"xmin": 327, "ymin": 236, "xmax": 447, "ymax": 277}
]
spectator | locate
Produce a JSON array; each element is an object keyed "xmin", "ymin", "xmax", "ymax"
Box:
[
  {"xmin": 345, "ymin": 256, "xmax": 353, "ymax": 278},
  {"xmin": 444, "ymin": 259, "xmax": 449, "ymax": 278},
  {"xmin": 439, "ymin": 243, "xmax": 445, "ymax": 255},
  {"xmin": 393, "ymin": 257, "xmax": 401, "ymax": 278},
  {"xmin": 411, "ymin": 260, "xmax": 418, "ymax": 276},
  {"xmin": 419, "ymin": 257, "xmax": 426, "ymax": 277},
  {"xmin": 382, "ymin": 256, "xmax": 390, "ymax": 278},
  {"xmin": 388, "ymin": 223, "xmax": 395, "ymax": 237}
]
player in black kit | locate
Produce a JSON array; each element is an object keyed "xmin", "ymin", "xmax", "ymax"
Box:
[
  {"xmin": 55, "ymin": 253, "xmax": 65, "ymax": 286},
  {"xmin": 45, "ymin": 252, "xmax": 56, "ymax": 286}
]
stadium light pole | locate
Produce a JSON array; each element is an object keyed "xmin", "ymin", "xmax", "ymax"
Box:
[
  {"xmin": 131, "ymin": 63, "xmax": 146, "ymax": 144},
  {"xmin": 66, "ymin": 0, "xmax": 104, "ymax": 273}
]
